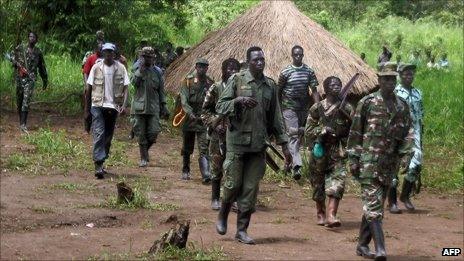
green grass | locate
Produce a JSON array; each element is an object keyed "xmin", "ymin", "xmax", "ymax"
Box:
[{"xmin": 89, "ymin": 243, "xmax": 226, "ymax": 261}]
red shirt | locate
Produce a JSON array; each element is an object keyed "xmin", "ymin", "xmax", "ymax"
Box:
[{"xmin": 82, "ymin": 53, "xmax": 99, "ymax": 75}]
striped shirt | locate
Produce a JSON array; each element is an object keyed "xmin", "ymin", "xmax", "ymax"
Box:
[{"xmin": 278, "ymin": 64, "xmax": 319, "ymax": 110}]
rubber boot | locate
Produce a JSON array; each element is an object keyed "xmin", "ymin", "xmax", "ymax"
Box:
[
  {"xmin": 199, "ymin": 156, "xmax": 211, "ymax": 184},
  {"xmin": 19, "ymin": 111, "xmax": 29, "ymax": 133},
  {"xmin": 400, "ymin": 180, "xmax": 415, "ymax": 211},
  {"xmin": 235, "ymin": 210, "xmax": 255, "ymax": 244},
  {"xmin": 387, "ymin": 187, "xmax": 402, "ymax": 214},
  {"xmin": 316, "ymin": 200, "xmax": 326, "ymax": 226},
  {"xmin": 139, "ymin": 145, "xmax": 148, "ymax": 167},
  {"xmin": 94, "ymin": 161, "xmax": 104, "ymax": 179},
  {"xmin": 181, "ymin": 154, "xmax": 191, "ymax": 180},
  {"xmin": 369, "ymin": 219, "xmax": 387, "ymax": 261},
  {"xmin": 292, "ymin": 166, "xmax": 302, "ymax": 180},
  {"xmin": 216, "ymin": 201, "xmax": 232, "ymax": 235},
  {"xmin": 356, "ymin": 216, "xmax": 375, "ymax": 259},
  {"xmin": 326, "ymin": 197, "xmax": 341, "ymax": 228},
  {"xmin": 211, "ymin": 179, "xmax": 221, "ymax": 210}
]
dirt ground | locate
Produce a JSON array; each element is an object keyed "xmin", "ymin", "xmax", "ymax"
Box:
[{"xmin": 1, "ymin": 111, "xmax": 463, "ymax": 260}]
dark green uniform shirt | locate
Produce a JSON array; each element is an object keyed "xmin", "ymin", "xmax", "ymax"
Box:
[
  {"xmin": 180, "ymin": 71, "xmax": 214, "ymax": 132},
  {"xmin": 216, "ymin": 69, "xmax": 288, "ymax": 153},
  {"xmin": 130, "ymin": 66, "xmax": 166, "ymax": 115}
]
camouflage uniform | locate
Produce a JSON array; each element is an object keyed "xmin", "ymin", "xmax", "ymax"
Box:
[
  {"xmin": 179, "ymin": 69, "xmax": 214, "ymax": 179},
  {"xmin": 394, "ymin": 83, "xmax": 423, "ymax": 183},
  {"xmin": 201, "ymin": 81, "xmax": 227, "ymax": 182},
  {"xmin": 305, "ymin": 100, "xmax": 353, "ymax": 202},
  {"xmin": 347, "ymin": 91, "xmax": 413, "ymax": 221},
  {"xmin": 11, "ymin": 43, "xmax": 48, "ymax": 113}
]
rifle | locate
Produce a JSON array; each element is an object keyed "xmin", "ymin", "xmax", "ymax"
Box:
[
  {"xmin": 312, "ymin": 73, "xmax": 359, "ymax": 158},
  {"xmin": 265, "ymin": 141, "xmax": 285, "ymax": 173}
]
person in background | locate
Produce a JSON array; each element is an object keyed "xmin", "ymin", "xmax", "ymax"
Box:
[
  {"xmin": 84, "ymin": 43, "xmax": 130, "ymax": 179},
  {"xmin": 10, "ymin": 31, "xmax": 48, "ymax": 133},
  {"xmin": 377, "ymin": 45, "xmax": 392, "ymax": 70},
  {"xmin": 360, "ymin": 52, "xmax": 366, "ymax": 62}
]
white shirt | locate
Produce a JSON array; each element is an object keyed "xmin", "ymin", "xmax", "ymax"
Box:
[{"xmin": 87, "ymin": 61, "xmax": 130, "ymax": 109}]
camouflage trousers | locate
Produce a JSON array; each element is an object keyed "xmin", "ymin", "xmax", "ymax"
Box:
[
  {"xmin": 209, "ymin": 138, "xmax": 225, "ymax": 182},
  {"xmin": 16, "ymin": 78, "xmax": 35, "ymax": 112},
  {"xmin": 309, "ymin": 153, "xmax": 347, "ymax": 202},
  {"xmin": 133, "ymin": 114, "xmax": 160, "ymax": 146},
  {"xmin": 222, "ymin": 151, "xmax": 266, "ymax": 213},
  {"xmin": 360, "ymin": 179, "xmax": 387, "ymax": 221},
  {"xmin": 181, "ymin": 131, "xmax": 208, "ymax": 157}
]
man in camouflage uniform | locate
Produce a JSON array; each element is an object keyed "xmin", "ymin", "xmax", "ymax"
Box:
[
  {"xmin": 305, "ymin": 76, "xmax": 353, "ymax": 227},
  {"xmin": 201, "ymin": 58, "xmax": 240, "ymax": 210},
  {"xmin": 278, "ymin": 45, "xmax": 319, "ymax": 179},
  {"xmin": 10, "ymin": 32, "xmax": 48, "ymax": 133},
  {"xmin": 131, "ymin": 47, "xmax": 170, "ymax": 167},
  {"xmin": 347, "ymin": 64, "xmax": 413, "ymax": 260},
  {"xmin": 215, "ymin": 46, "xmax": 292, "ymax": 244},
  {"xmin": 164, "ymin": 42, "xmax": 178, "ymax": 68},
  {"xmin": 179, "ymin": 58, "xmax": 214, "ymax": 183},
  {"xmin": 393, "ymin": 63, "xmax": 424, "ymax": 211}
]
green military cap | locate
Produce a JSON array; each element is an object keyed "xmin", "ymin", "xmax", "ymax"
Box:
[
  {"xmin": 141, "ymin": 46, "xmax": 155, "ymax": 57},
  {"xmin": 195, "ymin": 58, "xmax": 209, "ymax": 65},
  {"xmin": 397, "ymin": 63, "xmax": 417, "ymax": 73},
  {"xmin": 377, "ymin": 61, "xmax": 398, "ymax": 77}
]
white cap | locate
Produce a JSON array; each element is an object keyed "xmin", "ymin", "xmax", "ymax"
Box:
[{"xmin": 101, "ymin": 43, "xmax": 116, "ymax": 52}]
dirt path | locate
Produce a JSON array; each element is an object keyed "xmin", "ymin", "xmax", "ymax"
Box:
[{"xmin": 1, "ymin": 111, "xmax": 463, "ymax": 260}]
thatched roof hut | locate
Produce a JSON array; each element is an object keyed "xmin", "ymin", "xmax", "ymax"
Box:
[{"xmin": 165, "ymin": 0, "xmax": 378, "ymax": 96}]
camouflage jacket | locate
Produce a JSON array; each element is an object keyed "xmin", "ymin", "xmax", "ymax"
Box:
[
  {"xmin": 305, "ymin": 99, "xmax": 353, "ymax": 159},
  {"xmin": 11, "ymin": 43, "xmax": 48, "ymax": 83},
  {"xmin": 179, "ymin": 71, "xmax": 214, "ymax": 132},
  {"xmin": 347, "ymin": 91, "xmax": 414, "ymax": 184},
  {"xmin": 201, "ymin": 80, "xmax": 228, "ymax": 141}
]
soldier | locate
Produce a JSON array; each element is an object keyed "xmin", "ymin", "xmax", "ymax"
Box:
[
  {"xmin": 131, "ymin": 47, "xmax": 170, "ymax": 167},
  {"xmin": 392, "ymin": 63, "xmax": 424, "ymax": 211},
  {"xmin": 215, "ymin": 46, "xmax": 292, "ymax": 244},
  {"xmin": 10, "ymin": 31, "xmax": 48, "ymax": 133},
  {"xmin": 347, "ymin": 64, "xmax": 413, "ymax": 260},
  {"xmin": 377, "ymin": 45, "xmax": 392, "ymax": 70},
  {"xmin": 84, "ymin": 43, "xmax": 130, "ymax": 179},
  {"xmin": 278, "ymin": 45, "xmax": 319, "ymax": 179},
  {"xmin": 201, "ymin": 58, "xmax": 240, "ymax": 210},
  {"xmin": 164, "ymin": 42, "xmax": 178, "ymax": 68},
  {"xmin": 179, "ymin": 58, "xmax": 214, "ymax": 183},
  {"xmin": 305, "ymin": 76, "xmax": 353, "ymax": 227}
]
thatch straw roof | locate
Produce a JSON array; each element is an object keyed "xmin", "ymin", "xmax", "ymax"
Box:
[{"xmin": 165, "ymin": 0, "xmax": 378, "ymax": 96}]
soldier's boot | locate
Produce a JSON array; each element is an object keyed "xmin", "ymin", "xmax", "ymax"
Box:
[
  {"xmin": 400, "ymin": 180, "xmax": 415, "ymax": 211},
  {"xmin": 211, "ymin": 179, "xmax": 221, "ymax": 210},
  {"xmin": 326, "ymin": 197, "xmax": 341, "ymax": 228},
  {"xmin": 138, "ymin": 145, "xmax": 148, "ymax": 167},
  {"xmin": 216, "ymin": 201, "xmax": 232, "ymax": 235},
  {"xmin": 369, "ymin": 219, "xmax": 387, "ymax": 261},
  {"xmin": 199, "ymin": 156, "xmax": 211, "ymax": 184},
  {"xmin": 292, "ymin": 166, "xmax": 302, "ymax": 181},
  {"xmin": 356, "ymin": 216, "xmax": 375, "ymax": 259},
  {"xmin": 316, "ymin": 200, "xmax": 326, "ymax": 226},
  {"xmin": 19, "ymin": 111, "xmax": 29, "ymax": 133},
  {"xmin": 387, "ymin": 187, "xmax": 402, "ymax": 214},
  {"xmin": 235, "ymin": 210, "xmax": 255, "ymax": 244},
  {"xmin": 181, "ymin": 155, "xmax": 191, "ymax": 180},
  {"xmin": 94, "ymin": 161, "xmax": 104, "ymax": 179}
]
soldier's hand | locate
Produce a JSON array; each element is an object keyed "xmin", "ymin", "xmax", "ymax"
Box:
[
  {"xmin": 235, "ymin": 96, "xmax": 258, "ymax": 108},
  {"xmin": 215, "ymin": 124, "xmax": 226, "ymax": 135}
]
